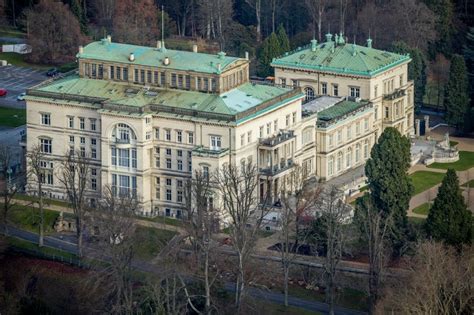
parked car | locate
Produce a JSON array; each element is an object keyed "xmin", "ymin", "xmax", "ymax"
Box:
[
  {"xmin": 46, "ymin": 68, "xmax": 59, "ymax": 77},
  {"xmin": 0, "ymin": 88, "xmax": 7, "ymax": 96},
  {"xmin": 17, "ymin": 92, "xmax": 26, "ymax": 101}
]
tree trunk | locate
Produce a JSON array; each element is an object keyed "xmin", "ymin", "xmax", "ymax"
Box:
[
  {"xmin": 38, "ymin": 186, "xmax": 44, "ymax": 247},
  {"xmin": 256, "ymin": 0, "xmax": 261, "ymax": 42},
  {"xmin": 77, "ymin": 219, "xmax": 83, "ymax": 257},
  {"xmin": 284, "ymin": 263, "xmax": 289, "ymax": 307},
  {"xmin": 235, "ymin": 252, "xmax": 244, "ymax": 310},
  {"xmin": 204, "ymin": 249, "xmax": 211, "ymax": 314}
]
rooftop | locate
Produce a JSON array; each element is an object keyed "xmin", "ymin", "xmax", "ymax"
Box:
[
  {"xmin": 78, "ymin": 40, "xmax": 244, "ymax": 74},
  {"xmin": 27, "ymin": 75, "xmax": 299, "ymax": 122},
  {"xmin": 271, "ymin": 35, "xmax": 410, "ymax": 77},
  {"xmin": 317, "ymin": 99, "xmax": 370, "ymax": 122}
]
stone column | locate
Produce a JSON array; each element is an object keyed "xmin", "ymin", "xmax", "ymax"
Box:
[
  {"xmin": 424, "ymin": 115, "xmax": 430, "ymax": 132},
  {"xmin": 415, "ymin": 119, "xmax": 421, "ymax": 136}
]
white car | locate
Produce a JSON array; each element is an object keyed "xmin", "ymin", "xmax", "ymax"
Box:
[{"xmin": 17, "ymin": 92, "xmax": 26, "ymax": 101}]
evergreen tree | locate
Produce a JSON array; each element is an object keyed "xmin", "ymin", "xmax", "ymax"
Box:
[
  {"xmin": 463, "ymin": 27, "xmax": 474, "ymax": 129},
  {"xmin": 425, "ymin": 169, "xmax": 473, "ymax": 247},
  {"xmin": 365, "ymin": 127, "xmax": 414, "ymax": 255},
  {"xmin": 69, "ymin": 0, "xmax": 87, "ymax": 34},
  {"xmin": 258, "ymin": 32, "xmax": 281, "ymax": 77},
  {"xmin": 276, "ymin": 24, "xmax": 290, "ymax": 54},
  {"xmin": 424, "ymin": 0, "xmax": 454, "ymax": 57},
  {"xmin": 444, "ymin": 54, "xmax": 470, "ymax": 132},
  {"xmin": 391, "ymin": 41, "xmax": 427, "ymax": 108}
]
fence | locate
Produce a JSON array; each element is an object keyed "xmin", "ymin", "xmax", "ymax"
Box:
[{"xmin": 8, "ymin": 245, "xmax": 92, "ymax": 269}]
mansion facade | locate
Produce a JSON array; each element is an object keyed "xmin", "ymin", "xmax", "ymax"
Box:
[{"xmin": 25, "ymin": 34, "xmax": 414, "ymax": 217}]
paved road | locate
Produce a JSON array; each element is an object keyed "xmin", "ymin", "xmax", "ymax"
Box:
[
  {"xmin": 2, "ymin": 225, "xmax": 366, "ymax": 315},
  {"xmin": 0, "ymin": 65, "xmax": 47, "ymax": 109}
]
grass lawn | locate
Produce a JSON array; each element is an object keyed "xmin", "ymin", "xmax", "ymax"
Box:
[
  {"xmin": 462, "ymin": 179, "xmax": 474, "ymax": 188},
  {"xmin": 134, "ymin": 226, "xmax": 177, "ymax": 260},
  {"xmin": 450, "ymin": 141, "xmax": 459, "ymax": 147},
  {"xmin": 15, "ymin": 193, "xmax": 70, "ymax": 208},
  {"xmin": 0, "ymin": 106, "xmax": 26, "ymax": 127},
  {"xmin": 0, "ymin": 52, "xmax": 50, "ymax": 69},
  {"xmin": 412, "ymin": 203, "xmax": 431, "ymax": 216},
  {"xmin": 138, "ymin": 215, "xmax": 182, "ymax": 227},
  {"xmin": 5, "ymin": 236, "xmax": 77, "ymax": 261},
  {"xmin": 410, "ymin": 171, "xmax": 446, "ymax": 195},
  {"xmin": 289, "ymin": 285, "xmax": 368, "ymax": 312},
  {"xmin": 428, "ymin": 151, "xmax": 474, "ymax": 171},
  {"xmin": 5, "ymin": 203, "xmax": 59, "ymax": 235}
]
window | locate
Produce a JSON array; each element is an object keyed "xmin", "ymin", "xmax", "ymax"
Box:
[
  {"xmin": 68, "ymin": 116, "xmax": 74, "ymax": 128},
  {"xmin": 364, "ymin": 140, "xmax": 369, "ymax": 159},
  {"xmin": 69, "ymin": 136, "xmax": 74, "ymax": 144},
  {"xmin": 177, "ymin": 190, "xmax": 183, "ymax": 203},
  {"xmin": 203, "ymin": 78, "xmax": 209, "ymax": 90},
  {"xmin": 131, "ymin": 148, "xmax": 137, "ymax": 168},
  {"xmin": 188, "ymin": 160, "xmax": 192, "ymax": 172},
  {"xmin": 147, "ymin": 70, "xmax": 152, "ymax": 83},
  {"xmin": 240, "ymin": 134, "xmax": 245, "ymax": 146},
  {"xmin": 140, "ymin": 69, "xmax": 145, "ymax": 83},
  {"xmin": 328, "ymin": 134, "xmax": 333, "ymax": 147},
  {"xmin": 91, "ymin": 64, "xmax": 97, "ymax": 77},
  {"xmin": 165, "ymin": 129, "xmax": 171, "ymax": 141},
  {"xmin": 186, "ymin": 75, "xmax": 191, "ymax": 89},
  {"xmin": 123, "ymin": 67, "xmax": 128, "ymax": 80},
  {"xmin": 177, "ymin": 150, "xmax": 182, "ymax": 157},
  {"xmin": 110, "ymin": 66, "xmax": 114, "ymax": 79},
  {"xmin": 118, "ymin": 148, "xmax": 130, "ymax": 167},
  {"xmin": 80, "ymin": 137, "xmax": 85, "ymax": 145},
  {"xmin": 350, "ymin": 87, "xmax": 360, "ymax": 98},
  {"xmin": 80, "ymin": 147, "xmax": 85, "ymax": 157},
  {"xmin": 266, "ymin": 123, "xmax": 271, "ymax": 135},
  {"xmin": 98, "ymin": 65, "xmax": 103, "ymax": 79},
  {"xmin": 116, "ymin": 66, "xmax": 121, "ymax": 80},
  {"xmin": 166, "ymin": 178, "xmax": 172, "ymax": 186},
  {"xmin": 333, "ymin": 84, "xmax": 339, "ymax": 96},
  {"xmin": 134, "ymin": 69, "xmax": 139, "ymax": 82},
  {"xmin": 40, "ymin": 138, "xmax": 52, "ymax": 154},
  {"xmin": 355, "ymin": 144, "xmax": 361, "ymax": 163},
  {"xmin": 364, "ymin": 118, "xmax": 369, "ymax": 131},
  {"xmin": 154, "ymin": 71, "xmax": 158, "ymax": 84},
  {"xmin": 188, "ymin": 132, "xmax": 194, "ymax": 144},
  {"xmin": 91, "ymin": 168, "xmax": 97, "ymax": 176},
  {"xmin": 210, "ymin": 136, "xmax": 221, "ymax": 150},
  {"xmin": 112, "ymin": 174, "xmax": 137, "ymax": 197},
  {"xmin": 292, "ymin": 112, "xmax": 296, "ymax": 124},
  {"xmin": 79, "ymin": 117, "xmax": 85, "ymax": 130},
  {"xmin": 374, "ymin": 85, "xmax": 378, "ymax": 98},
  {"xmin": 304, "ymin": 87, "xmax": 315, "ymax": 103},
  {"xmin": 328, "ymin": 157, "xmax": 334, "ymax": 176},
  {"xmin": 385, "ymin": 107, "xmax": 389, "ymax": 119},
  {"xmin": 166, "ymin": 158, "xmax": 172, "ymax": 169},
  {"xmin": 356, "ymin": 122, "xmax": 360, "ymax": 135},
  {"xmin": 166, "ymin": 189, "xmax": 172, "ymax": 201},
  {"xmin": 166, "ymin": 148, "xmax": 171, "ymax": 156},
  {"xmin": 177, "ymin": 131, "xmax": 182, "ymax": 143},
  {"xmin": 321, "ymin": 82, "xmax": 327, "ymax": 95},
  {"xmin": 247, "ymin": 131, "xmax": 252, "ymax": 143},
  {"xmin": 146, "ymin": 132, "xmax": 151, "ymax": 140},
  {"xmin": 337, "ymin": 152, "xmax": 343, "ymax": 172},
  {"xmin": 292, "ymin": 79, "xmax": 299, "ymax": 88},
  {"xmin": 111, "ymin": 147, "xmax": 117, "ymax": 166},
  {"xmin": 155, "ymin": 157, "xmax": 160, "ymax": 168},
  {"xmin": 90, "ymin": 119, "xmax": 97, "ymax": 131},
  {"xmin": 203, "ymin": 166, "xmax": 209, "ymax": 179},
  {"xmin": 346, "ymin": 126, "xmax": 351, "ymax": 139},
  {"xmin": 399, "ymin": 74, "xmax": 404, "ymax": 87},
  {"xmin": 286, "ymin": 115, "xmax": 290, "ymax": 127},
  {"xmin": 160, "ymin": 72, "xmax": 165, "ymax": 86},
  {"xmin": 274, "ymin": 119, "xmax": 278, "ymax": 132},
  {"xmin": 177, "ymin": 160, "xmax": 183, "ymax": 171},
  {"xmin": 259, "ymin": 126, "xmax": 264, "ymax": 138},
  {"xmin": 155, "ymin": 128, "xmax": 160, "ymax": 139},
  {"xmin": 91, "ymin": 178, "xmax": 97, "ymax": 190},
  {"xmin": 280, "ymin": 78, "xmax": 286, "ymax": 87},
  {"xmin": 346, "ymin": 149, "xmax": 352, "ymax": 168},
  {"xmin": 41, "ymin": 113, "xmax": 51, "ymax": 125}
]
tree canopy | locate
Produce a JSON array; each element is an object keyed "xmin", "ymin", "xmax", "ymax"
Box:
[
  {"xmin": 425, "ymin": 169, "xmax": 473, "ymax": 247},
  {"xmin": 444, "ymin": 54, "xmax": 470, "ymax": 132}
]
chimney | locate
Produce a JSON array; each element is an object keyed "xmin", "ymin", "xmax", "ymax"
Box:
[
  {"xmin": 218, "ymin": 51, "xmax": 226, "ymax": 59},
  {"xmin": 217, "ymin": 63, "xmax": 221, "ymax": 72},
  {"xmin": 78, "ymin": 46, "xmax": 84, "ymax": 54},
  {"xmin": 245, "ymin": 51, "xmax": 249, "ymax": 60},
  {"xmin": 192, "ymin": 44, "xmax": 198, "ymax": 53},
  {"xmin": 367, "ymin": 38, "xmax": 373, "ymax": 48},
  {"xmin": 311, "ymin": 39, "xmax": 318, "ymax": 52},
  {"xmin": 325, "ymin": 33, "xmax": 333, "ymax": 42},
  {"xmin": 129, "ymin": 52, "xmax": 135, "ymax": 62},
  {"xmin": 157, "ymin": 41, "xmax": 162, "ymax": 49},
  {"xmin": 163, "ymin": 56, "xmax": 170, "ymax": 66},
  {"xmin": 107, "ymin": 35, "xmax": 112, "ymax": 43}
]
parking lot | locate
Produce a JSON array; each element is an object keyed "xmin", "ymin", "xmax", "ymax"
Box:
[{"xmin": 0, "ymin": 65, "xmax": 48, "ymax": 109}]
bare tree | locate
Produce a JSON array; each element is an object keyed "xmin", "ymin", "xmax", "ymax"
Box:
[
  {"xmin": 184, "ymin": 170, "xmax": 221, "ymax": 314},
  {"xmin": 278, "ymin": 166, "xmax": 321, "ymax": 306},
  {"xmin": 245, "ymin": 0, "xmax": 262, "ymax": 42},
  {"xmin": 305, "ymin": 0, "xmax": 327, "ymax": 41},
  {"xmin": 354, "ymin": 195, "xmax": 393, "ymax": 315},
  {"xmin": 87, "ymin": 185, "xmax": 138, "ymax": 314},
  {"xmin": 382, "ymin": 241, "xmax": 474, "ymax": 314},
  {"xmin": 318, "ymin": 186, "xmax": 351, "ymax": 315},
  {"xmin": 58, "ymin": 150, "xmax": 92, "ymax": 257},
  {"xmin": 26, "ymin": 144, "xmax": 47, "ymax": 247},
  {"xmin": 0, "ymin": 145, "xmax": 20, "ymax": 235},
  {"xmin": 216, "ymin": 162, "xmax": 267, "ymax": 311}
]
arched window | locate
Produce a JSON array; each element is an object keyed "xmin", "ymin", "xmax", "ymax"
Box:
[
  {"xmin": 304, "ymin": 87, "xmax": 315, "ymax": 103},
  {"xmin": 337, "ymin": 152, "xmax": 343, "ymax": 172},
  {"xmin": 346, "ymin": 148, "xmax": 352, "ymax": 168},
  {"xmin": 112, "ymin": 123, "xmax": 137, "ymax": 142},
  {"xmin": 328, "ymin": 156, "xmax": 334, "ymax": 176},
  {"xmin": 355, "ymin": 144, "xmax": 361, "ymax": 163}
]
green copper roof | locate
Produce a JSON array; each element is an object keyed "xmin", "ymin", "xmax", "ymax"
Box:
[
  {"xmin": 78, "ymin": 40, "xmax": 244, "ymax": 74},
  {"xmin": 271, "ymin": 39, "xmax": 410, "ymax": 77},
  {"xmin": 318, "ymin": 99, "xmax": 370, "ymax": 121},
  {"xmin": 29, "ymin": 75, "xmax": 294, "ymax": 119}
]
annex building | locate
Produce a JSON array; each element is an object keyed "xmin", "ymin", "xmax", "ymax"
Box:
[{"xmin": 25, "ymin": 34, "xmax": 414, "ymax": 217}]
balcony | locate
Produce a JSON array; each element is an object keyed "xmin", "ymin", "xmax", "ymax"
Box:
[
  {"xmin": 383, "ymin": 88, "xmax": 406, "ymax": 101},
  {"xmin": 260, "ymin": 158, "xmax": 294, "ymax": 176},
  {"xmin": 259, "ymin": 130, "xmax": 295, "ymax": 148},
  {"xmin": 192, "ymin": 146, "xmax": 229, "ymax": 158},
  {"xmin": 115, "ymin": 138, "xmax": 130, "ymax": 144}
]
